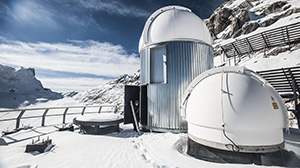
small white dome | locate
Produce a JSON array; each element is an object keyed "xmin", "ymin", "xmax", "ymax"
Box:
[
  {"xmin": 182, "ymin": 66, "xmax": 288, "ymax": 153},
  {"xmin": 139, "ymin": 6, "xmax": 212, "ymax": 53}
]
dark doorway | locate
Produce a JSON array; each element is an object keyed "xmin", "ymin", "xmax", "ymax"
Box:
[
  {"xmin": 124, "ymin": 85, "xmax": 140, "ymax": 124},
  {"xmin": 140, "ymin": 85, "xmax": 148, "ymax": 125}
]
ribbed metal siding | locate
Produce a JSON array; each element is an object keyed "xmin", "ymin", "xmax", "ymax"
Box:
[
  {"xmin": 140, "ymin": 48, "xmax": 150, "ymax": 84},
  {"xmin": 140, "ymin": 41, "xmax": 213, "ymax": 131}
]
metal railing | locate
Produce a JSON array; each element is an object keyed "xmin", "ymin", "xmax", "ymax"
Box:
[
  {"xmin": 0, "ymin": 105, "xmax": 123, "ymax": 130},
  {"xmin": 220, "ymin": 22, "xmax": 300, "ymax": 59},
  {"xmin": 257, "ymin": 66, "xmax": 300, "ymax": 128},
  {"xmin": 257, "ymin": 66, "xmax": 300, "ymax": 94}
]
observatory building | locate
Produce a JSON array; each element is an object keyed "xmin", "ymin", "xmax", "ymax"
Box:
[
  {"xmin": 138, "ymin": 6, "xmax": 213, "ymax": 132},
  {"xmin": 181, "ymin": 66, "xmax": 288, "ymax": 163}
]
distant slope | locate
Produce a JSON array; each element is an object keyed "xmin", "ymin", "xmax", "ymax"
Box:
[
  {"xmin": 0, "ymin": 64, "xmax": 62, "ymax": 109},
  {"xmin": 72, "ymin": 70, "xmax": 140, "ymax": 106}
]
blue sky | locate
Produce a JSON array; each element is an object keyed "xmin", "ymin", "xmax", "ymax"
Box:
[{"xmin": 0, "ymin": 0, "xmax": 227, "ymax": 92}]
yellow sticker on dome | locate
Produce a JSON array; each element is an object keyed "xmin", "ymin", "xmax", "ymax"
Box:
[{"xmin": 272, "ymin": 103, "xmax": 278, "ymax": 109}]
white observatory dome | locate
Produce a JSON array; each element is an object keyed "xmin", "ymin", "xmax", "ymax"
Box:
[
  {"xmin": 139, "ymin": 6, "xmax": 212, "ymax": 53},
  {"xmin": 182, "ymin": 66, "xmax": 288, "ymax": 153}
]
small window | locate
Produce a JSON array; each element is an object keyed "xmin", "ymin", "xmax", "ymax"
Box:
[{"xmin": 150, "ymin": 46, "xmax": 167, "ymax": 84}]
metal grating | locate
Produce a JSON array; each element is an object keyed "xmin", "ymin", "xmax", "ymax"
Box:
[
  {"xmin": 257, "ymin": 66, "xmax": 300, "ymax": 94},
  {"xmin": 221, "ymin": 22, "xmax": 300, "ymax": 58}
]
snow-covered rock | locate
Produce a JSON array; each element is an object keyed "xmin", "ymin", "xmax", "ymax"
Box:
[
  {"xmin": 0, "ymin": 64, "xmax": 62, "ymax": 109},
  {"xmin": 206, "ymin": 0, "xmax": 300, "ymax": 40},
  {"xmin": 72, "ymin": 70, "xmax": 140, "ymax": 106}
]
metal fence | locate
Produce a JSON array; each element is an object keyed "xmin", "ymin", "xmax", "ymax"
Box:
[
  {"xmin": 257, "ymin": 66, "xmax": 300, "ymax": 94},
  {"xmin": 257, "ymin": 66, "xmax": 300, "ymax": 128},
  {"xmin": 0, "ymin": 105, "xmax": 122, "ymax": 131},
  {"xmin": 220, "ymin": 22, "xmax": 300, "ymax": 59}
]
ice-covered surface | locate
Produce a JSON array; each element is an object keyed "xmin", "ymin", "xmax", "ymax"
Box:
[
  {"xmin": 75, "ymin": 113, "xmax": 123, "ymax": 122},
  {"xmin": 1, "ymin": 124, "xmax": 299, "ymax": 168}
]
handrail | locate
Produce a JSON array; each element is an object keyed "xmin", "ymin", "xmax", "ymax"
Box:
[
  {"xmin": 0, "ymin": 105, "xmax": 117, "ymax": 113},
  {"xmin": 0, "ymin": 105, "xmax": 124, "ymax": 131}
]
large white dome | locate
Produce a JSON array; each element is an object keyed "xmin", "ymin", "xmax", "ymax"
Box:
[
  {"xmin": 139, "ymin": 6, "xmax": 212, "ymax": 53},
  {"xmin": 182, "ymin": 66, "xmax": 288, "ymax": 153}
]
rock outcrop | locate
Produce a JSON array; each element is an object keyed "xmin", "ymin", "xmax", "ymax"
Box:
[{"xmin": 206, "ymin": 0, "xmax": 300, "ymax": 40}]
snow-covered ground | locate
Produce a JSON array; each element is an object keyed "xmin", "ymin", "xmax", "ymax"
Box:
[
  {"xmin": 214, "ymin": 44, "xmax": 300, "ymax": 69},
  {"xmin": 1, "ymin": 124, "xmax": 299, "ymax": 168}
]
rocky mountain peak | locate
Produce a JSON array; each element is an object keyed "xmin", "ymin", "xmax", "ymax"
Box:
[{"xmin": 205, "ymin": 0, "xmax": 300, "ymax": 41}]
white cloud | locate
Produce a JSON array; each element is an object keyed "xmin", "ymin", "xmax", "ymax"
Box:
[
  {"xmin": 38, "ymin": 77, "xmax": 111, "ymax": 92},
  {"xmin": 79, "ymin": 0, "xmax": 150, "ymax": 18},
  {"xmin": 0, "ymin": 39, "xmax": 140, "ymax": 77},
  {"xmin": 10, "ymin": 1, "xmax": 57, "ymax": 28},
  {"xmin": 0, "ymin": 38, "xmax": 140, "ymax": 92}
]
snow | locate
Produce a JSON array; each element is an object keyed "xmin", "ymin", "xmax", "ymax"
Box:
[
  {"xmin": 215, "ymin": 45, "xmax": 300, "ymax": 70},
  {"xmin": 1, "ymin": 124, "xmax": 291, "ymax": 168},
  {"xmin": 225, "ymin": 0, "xmax": 246, "ymax": 9},
  {"xmin": 239, "ymin": 48, "xmax": 300, "ymax": 70},
  {"xmin": 0, "ymin": 64, "xmax": 63, "ymax": 110},
  {"xmin": 75, "ymin": 113, "xmax": 123, "ymax": 122}
]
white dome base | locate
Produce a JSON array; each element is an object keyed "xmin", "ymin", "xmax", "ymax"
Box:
[{"xmin": 188, "ymin": 123, "xmax": 284, "ymax": 153}]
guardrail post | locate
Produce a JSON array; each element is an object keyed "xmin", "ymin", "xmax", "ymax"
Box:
[
  {"xmin": 98, "ymin": 106, "xmax": 102, "ymax": 114},
  {"xmin": 62, "ymin": 107, "xmax": 69, "ymax": 124},
  {"xmin": 81, "ymin": 107, "xmax": 86, "ymax": 115},
  {"xmin": 41, "ymin": 109, "xmax": 49, "ymax": 126},
  {"xmin": 16, "ymin": 110, "xmax": 26, "ymax": 130},
  {"xmin": 286, "ymin": 26, "xmax": 291, "ymax": 50},
  {"xmin": 113, "ymin": 106, "xmax": 118, "ymax": 113}
]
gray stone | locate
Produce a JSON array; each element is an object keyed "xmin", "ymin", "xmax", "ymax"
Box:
[
  {"xmin": 232, "ymin": 29, "xmax": 243, "ymax": 38},
  {"xmin": 293, "ymin": 7, "xmax": 300, "ymax": 13},
  {"xmin": 283, "ymin": 4, "xmax": 291, "ymax": 11},
  {"xmin": 263, "ymin": 1, "xmax": 287, "ymax": 15},
  {"xmin": 242, "ymin": 22, "xmax": 259, "ymax": 34},
  {"xmin": 206, "ymin": 8, "xmax": 232, "ymax": 35},
  {"xmin": 259, "ymin": 17, "xmax": 279, "ymax": 27}
]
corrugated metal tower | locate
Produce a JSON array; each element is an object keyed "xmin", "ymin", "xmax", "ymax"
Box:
[{"xmin": 139, "ymin": 6, "xmax": 213, "ymax": 132}]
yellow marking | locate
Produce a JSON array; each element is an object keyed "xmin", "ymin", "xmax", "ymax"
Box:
[
  {"xmin": 271, "ymin": 96, "xmax": 274, "ymax": 101},
  {"xmin": 272, "ymin": 103, "xmax": 278, "ymax": 109}
]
